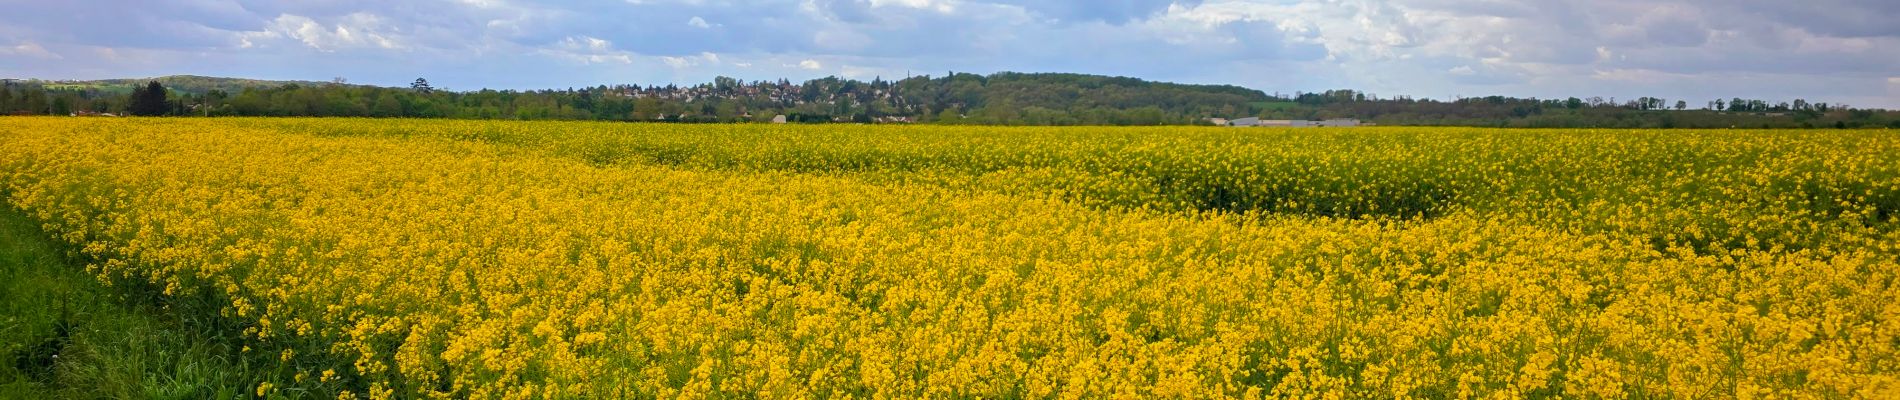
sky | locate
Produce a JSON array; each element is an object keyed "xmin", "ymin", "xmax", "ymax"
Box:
[{"xmin": 2, "ymin": 0, "xmax": 1897, "ymax": 108}]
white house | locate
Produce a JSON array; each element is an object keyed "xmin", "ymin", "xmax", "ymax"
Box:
[
  {"xmin": 1220, "ymin": 117, "xmax": 1365, "ymax": 127},
  {"xmin": 1260, "ymin": 120, "xmax": 1316, "ymax": 127},
  {"xmin": 1238, "ymin": 118, "xmax": 1363, "ymax": 127}
]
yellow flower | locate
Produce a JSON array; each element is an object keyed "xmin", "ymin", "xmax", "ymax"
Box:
[{"xmin": 1, "ymin": 117, "xmax": 1894, "ymax": 398}]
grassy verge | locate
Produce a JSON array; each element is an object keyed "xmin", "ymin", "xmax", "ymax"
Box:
[{"xmin": 0, "ymin": 206, "xmax": 265, "ymax": 399}]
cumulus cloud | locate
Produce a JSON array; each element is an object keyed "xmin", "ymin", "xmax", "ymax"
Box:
[{"xmin": 238, "ymin": 13, "xmax": 405, "ymax": 52}]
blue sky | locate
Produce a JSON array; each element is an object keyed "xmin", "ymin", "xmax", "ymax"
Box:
[{"xmin": 3, "ymin": 0, "xmax": 1897, "ymax": 108}]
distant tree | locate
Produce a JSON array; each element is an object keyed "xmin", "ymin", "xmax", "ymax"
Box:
[
  {"xmin": 411, "ymin": 78, "xmax": 434, "ymax": 94},
  {"xmin": 372, "ymin": 95, "xmax": 403, "ymax": 117},
  {"xmin": 127, "ymin": 81, "xmax": 170, "ymax": 116},
  {"xmin": 125, "ymin": 85, "xmax": 143, "ymax": 114},
  {"xmin": 935, "ymin": 108, "xmax": 961, "ymax": 124},
  {"xmin": 51, "ymin": 96, "xmax": 72, "ymax": 115},
  {"xmin": 632, "ymin": 98, "xmax": 661, "ymax": 120},
  {"xmin": 712, "ymin": 76, "xmax": 740, "ymax": 93},
  {"xmin": 1675, "ymin": 100, "xmax": 1687, "ymax": 111},
  {"xmin": 21, "ymin": 90, "xmax": 46, "ymax": 114}
]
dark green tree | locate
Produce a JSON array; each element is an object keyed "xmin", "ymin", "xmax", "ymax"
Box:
[
  {"xmin": 127, "ymin": 81, "xmax": 170, "ymax": 116},
  {"xmin": 51, "ymin": 97, "xmax": 72, "ymax": 115}
]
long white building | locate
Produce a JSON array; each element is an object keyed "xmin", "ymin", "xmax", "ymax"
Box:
[{"xmin": 1226, "ymin": 118, "xmax": 1362, "ymax": 127}]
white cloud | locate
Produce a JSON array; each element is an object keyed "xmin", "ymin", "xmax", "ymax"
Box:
[
  {"xmin": 542, "ymin": 35, "xmax": 634, "ymax": 64},
  {"xmin": 661, "ymin": 51, "xmax": 721, "ymax": 68},
  {"xmin": 0, "ymin": 41, "xmax": 61, "ymax": 59},
  {"xmin": 687, "ymin": 16, "xmax": 712, "ymax": 29},
  {"xmin": 1448, "ymin": 65, "xmax": 1474, "ymax": 75},
  {"xmin": 841, "ymin": 64, "xmax": 881, "ymax": 79},
  {"xmin": 239, "ymin": 13, "xmax": 405, "ymax": 52},
  {"xmin": 1591, "ymin": 68, "xmax": 1694, "ymax": 83},
  {"xmin": 868, "ymin": 0, "xmax": 957, "ymax": 14},
  {"xmin": 797, "ymin": 59, "xmax": 822, "ymax": 70},
  {"xmin": 456, "ymin": 0, "xmax": 507, "ymax": 8},
  {"xmin": 1143, "ymin": 1, "xmax": 1421, "ymax": 61}
]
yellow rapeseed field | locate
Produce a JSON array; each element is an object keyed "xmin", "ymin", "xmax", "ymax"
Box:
[{"xmin": 1, "ymin": 117, "xmax": 1896, "ymax": 398}]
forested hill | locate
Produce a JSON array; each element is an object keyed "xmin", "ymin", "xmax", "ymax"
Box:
[
  {"xmin": 5, "ymin": 72, "xmax": 1272, "ymax": 125},
  {"xmin": 22, "ymin": 75, "xmax": 342, "ymax": 95},
  {"xmin": 4, "ymin": 72, "xmax": 1896, "ymax": 128}
]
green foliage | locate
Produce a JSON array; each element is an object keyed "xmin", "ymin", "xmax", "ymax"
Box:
[
  {"xmin": 49, "ymin": 75, "xmax": 339, "ymax": 96},
  {"xmin": 126, "ymin": 81, "xmax": 170, "ymax": 117},
  {"xmin": 2, "ymin": 74, "xmax": 1898, "ymax": 127},
  {"xmin": 0, "ymin": 205, "xmax": 339, "ymax": 399}
]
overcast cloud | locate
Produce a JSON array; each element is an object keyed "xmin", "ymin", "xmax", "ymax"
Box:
[{"xmin": 2, "ymin": 0, "xmax": 1895, "ymax": 107}]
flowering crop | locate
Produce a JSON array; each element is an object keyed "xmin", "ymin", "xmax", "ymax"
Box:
[{"xmin": 1, "ymin": 117, "xmax": 1896, "ymax": 398}]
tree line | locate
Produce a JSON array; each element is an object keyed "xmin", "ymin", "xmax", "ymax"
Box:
[{"xmin": 2, "ymin": 74, "xmax": 1895, "ymax": 128}]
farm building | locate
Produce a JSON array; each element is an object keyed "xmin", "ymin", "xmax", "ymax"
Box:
[{"xmin": 1228, "ymin": 118, "xmax": 1363, "ymax": 127}]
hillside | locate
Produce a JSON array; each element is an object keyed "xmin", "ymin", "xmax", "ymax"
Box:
[{"xmin": 31, "ymin": 75, "xmax": 341, "ymax": 95}]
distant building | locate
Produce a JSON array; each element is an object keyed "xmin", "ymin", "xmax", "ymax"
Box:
[
  {"xmin": 771, "ymin": 115, "xmax": 788, "ymax": 124},
  {"xmin": 1206, "ymin": 118, "xmax": 1229, "ymax": 126},
  {"xmin": 1230, "ymin": 118, "xmax": 1363, "ymax": 128}
]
